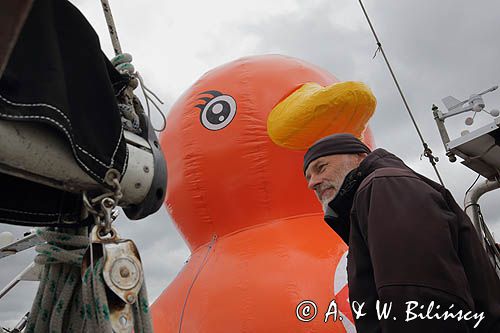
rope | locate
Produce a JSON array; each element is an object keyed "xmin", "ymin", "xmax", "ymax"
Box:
[
  {"xmin": 111, "ymin": 53, "xmax": 167, "ymax": 133},
  {"xmin": 26, "ymin": 227, "xmax": 153, "ymax": 333},
  {"xmin": 26, "ymin": 228, "xmax": 89, "ymax": 333},
  {"xmin": 100, "ymin": 0, "xmax": 122, "ymax": 56},
  {"xmin": 357, "ymin": 0, "xmax": 445, "ymax": 186},
  {"xmin": 137, "ymin": 72, "xmax": 167, "ymax": 132},
  {"xmin": 100, "ymin": 0, "xmax": 167, "ymax": 132}
]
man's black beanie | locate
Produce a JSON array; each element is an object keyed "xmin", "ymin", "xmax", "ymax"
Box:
[{"xmin": 303, "ymin": 133, "xmax": 371, "ymax": 174}]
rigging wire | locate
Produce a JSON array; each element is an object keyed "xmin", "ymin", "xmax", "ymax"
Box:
[{"xmin": 357, "ymin": 0, "xmax": 445, "ymax": 186}]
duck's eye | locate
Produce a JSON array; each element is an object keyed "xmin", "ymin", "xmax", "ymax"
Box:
[{"xmin": 198, "ymin": 94, "xmax": 237, "ymax": 131}]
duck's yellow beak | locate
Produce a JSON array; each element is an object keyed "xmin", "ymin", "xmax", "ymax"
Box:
[{"xmin": 267, "ymin": 81, "xmax": 376, "ymax": 150}]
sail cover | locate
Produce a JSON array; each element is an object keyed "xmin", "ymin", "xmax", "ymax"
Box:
[{"xmin": 0, "ymin": 0, "xmax": 128, "ymax": 226}]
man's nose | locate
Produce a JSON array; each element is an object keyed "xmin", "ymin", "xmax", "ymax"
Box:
[{"xmin": 307, "ymin": 175, "xmax": 321, "ymax": 191}]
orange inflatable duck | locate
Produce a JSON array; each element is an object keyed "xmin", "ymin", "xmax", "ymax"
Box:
[{"xmin": 151, "ymin": 55, "xmax": 376, "ymax": 332}]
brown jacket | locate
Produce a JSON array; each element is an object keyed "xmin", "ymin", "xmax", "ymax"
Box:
[{"xmin": 326, "ymin": 149, "xmax": 500, "ymax": 332}]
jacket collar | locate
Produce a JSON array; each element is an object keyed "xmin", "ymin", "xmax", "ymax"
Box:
[
  {"xmin": 324, "ymin": 148, "xmax": 408, "ymax": 243},
  {"xmin": 324, "ymin": 167, "xmax": 363, "ymax": 244}
]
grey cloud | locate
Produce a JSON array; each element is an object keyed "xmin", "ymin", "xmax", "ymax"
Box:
[{"xmin": 239, "ymin": 0, "xmax": 500, "ymax": 204}]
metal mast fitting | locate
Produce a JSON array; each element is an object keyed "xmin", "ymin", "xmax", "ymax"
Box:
[{"xmin": 0, "ymin": 121, "xmax": 155, "ymax": 208}]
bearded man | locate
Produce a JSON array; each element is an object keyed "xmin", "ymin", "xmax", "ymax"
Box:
[{"xmin": 303, "ymin": 133, "xmax": 500, "ymax": 332}]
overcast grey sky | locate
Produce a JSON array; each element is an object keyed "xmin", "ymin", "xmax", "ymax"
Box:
[{"xmin": 2, "ymin": 0, "xmax": 500, "ymax": 329}]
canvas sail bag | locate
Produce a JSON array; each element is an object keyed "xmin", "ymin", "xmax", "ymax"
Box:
[{"xmin": 0, "ymin": 0, "xmax": 129, "ymax": 226}]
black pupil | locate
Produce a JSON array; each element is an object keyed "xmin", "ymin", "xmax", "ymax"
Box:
[{"xmin": 206, "ymin": 101, "xmax": 230, "ymax": 124}]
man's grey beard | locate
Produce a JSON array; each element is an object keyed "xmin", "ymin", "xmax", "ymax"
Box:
[
  {"xmin": 320, "ymin": 183, "xmax": 336, "ymax": 213},
  {"xmin": 318, "ymin": 163, "xmax": 359, "ymax": 214}
]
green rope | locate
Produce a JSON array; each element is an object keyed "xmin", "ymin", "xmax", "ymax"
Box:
[{"xmin": 26, "ymin": 227, "xmax": 153, "ymax": 333}]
